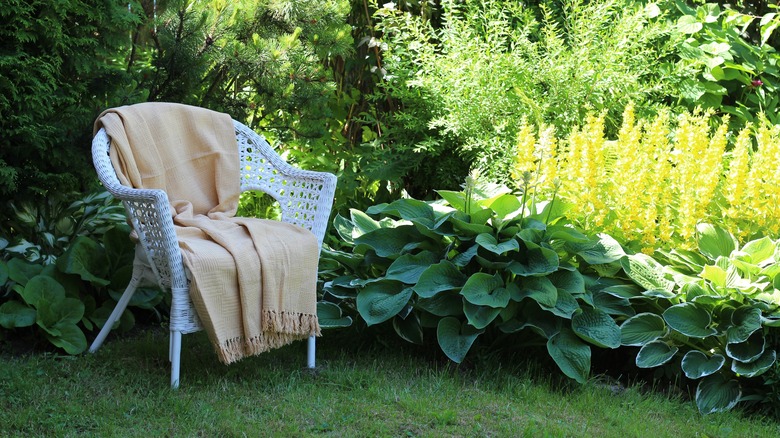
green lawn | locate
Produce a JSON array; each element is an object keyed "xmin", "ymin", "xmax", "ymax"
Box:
[{"xmin": 1, "ymin": 327, "xmax": 778, "ymax": 437}]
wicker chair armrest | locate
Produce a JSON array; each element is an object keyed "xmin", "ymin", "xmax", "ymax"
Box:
[
  {"xmin": 92, "ymin": 128, "xmax": 186, "ymax": 290},
  {"xmin": 234, "ymin": 121, "xmax": 337, "ymax": 248}
]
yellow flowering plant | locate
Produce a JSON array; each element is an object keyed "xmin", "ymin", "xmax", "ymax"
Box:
[{"xmin": 512, "ymin": 105, "xmax": 780, "ymax": 252}]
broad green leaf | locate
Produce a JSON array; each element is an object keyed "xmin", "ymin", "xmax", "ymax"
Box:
[
  {"xmin": 593, "ymin": 291, "xmax": 635, "ymax": 318},
  {"xmin": 571, "ymin": 307, "xmax": 621, "ymax": 348},
  {"xmin": 355, "ymin": 226, "xmax": 420, "ymax": 257},
  {"xmin": 620, "ymin": 313, "xmax": 668, "ymax": 346},
  {"xmin": 0, "ymin": 260, "xmax": 8, "ymax": 285},
  {"xmin": 0, "ymin": 301, "xmax": 36, "ymax": 328},
  {"xmin": 568, "ymin": 234, "xmax": 625, "ymax": 265},
  {"xmin": 102, "ymin": 226, "xmax": 134, "ymax": 269},
  {"xmin": 696, "ymin": 374, "xmax": 741, "ymax": 414},
  {"xmin": 20, "ymin": 275, "xmax": 66, "ymax": 309},
  {"xmin": 550, "ymin": 288, "xmax": 579, "ymax": 319},
  {"xmin": 548, "ymin": 270, "xmax": 585, "ymax": 295},
  {"xmin": 740, "ymin": 236, "xmax": 775, "ymax": 265},
  {"xmin": 356, "ymin": 281, "xmax": 413, "ymax": 326},
  {"xmin": 350, "ymin": 209, "xmax": 381, "ymax": 234},
  {"xmin": 475, "ymin": 233, "xmax": 519, "ymax": 255},
  {"xmin": 676, "ymin": 15, "xmax": 703, "ymax": 34},
  {"xmin": 516, "ymin": 276, "xmax": 557, "ymax": 308},
  {"xmin": 393, "ymin": 314, "xmax": 423, "ymax": 344},
  {"xmin": 727, "ymin": 306, "xmax": 762, "ymax": 344},
  {"xmin": 56, "ymin": 236, "xmax": 110, "ymax": 286},
  {"xmin": 636, "ymin": 341, "xmax": 678, "ymax": 368},
  {"xmin": 414, "ymin": 261, "xmax": 468, "ymax": 298},
  {"xmin": 452, "ymin": 245, "xmax": 478, "ymax": 267},
  {"xmin": 317, "ymin": 302, "xmax": 353, "ymax": 328},
  {"xmin": 7, "ymin": 258, "xmax": 44, "ymax": 286},
  {"xmin": 45, "ymin": 323, "xmax": 87, "ymax": 355},
  {"xmin": 621, "ymin": 254, "xmax": 674, "ymax": 292},
  {"xmin": 681, "ymin": 351, "xmax": 725, "ymax": 379},
  {"xmin": 460, "ymin": 273, "xmax": 508, "ymax": 308},
  {"xmin": 333, "ymin": 213, "xmax": 357, "ymax": 244},
  {"xmin": 508, "ymin": 242, "xmax": 559, "ymax": 277},
  {"xmin": 663, "ymin": 303, "xmax": 717, "ymax": 338},
  {"xmin": 436, "ymin": 190, "xmax": 467, "ymax": 212},
  {"xmin": 416, "ymin": 291, "xmax": 463, "ymax": 317},
  {"xmin": 449, "ymin": 216, "xmax": 492, "ymax": 236},
  {"xmin": 481, "ymin": 194, "xmax": 521, "ymax": 221},
  {"xmin": 696, "ymin": 224, "xmax": 736, "ymax": 260},
  {"xmin": 36, "ymin": 297, "xmax": 84, "ymax": 331},
  {"xmin": 386, "ymin": 251, "xmax": 439, "ymax": 284},
  {"xmin": 731, "ymin": 349, "xmax": 776, "ymax": 378},
  {"xmin": 463, "ymin": 301, "xmax": 502, "ymax": 329},
  {"xmin": 547, "ymin": 328, "xmax": 591, "ymax": 384},
  {"xmin": 436, "ymin": 317, "xmax": 482, "ymax": 363},
  {"xmin": 726, "ymin": 332, "xmax": 766, "ymax": 363},
  {"xmin": 507, "ymin": 302, "xmax": 562, "ymax": 338},
  {"xmin": 386, "ymin": 198, "xmax": 435, "ymax": 221},
  {"xmin": 701, "ymin": 265, "xmax": 727, "ymax": 288}
]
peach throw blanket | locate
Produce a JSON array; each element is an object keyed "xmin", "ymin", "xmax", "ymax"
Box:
[{"xmin": 95, "ymin": 102, "xmax": 320, "ymax": 364}]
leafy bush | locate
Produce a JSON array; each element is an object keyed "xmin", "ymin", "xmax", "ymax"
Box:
[
  {"xmin": 370, "ymin": 0, "xmax": 682, "ymax": 187},
  {"xmin": 321, "ymin": 174, "xmax": 639, "ymax": 382},
  {"xmin": 619, "ymin": 224, "xmax": 780, "ymax": 414},
  {"xmin": 512, "ymin": 105, "xmax": 780, "ymax": 253},
  {"xmin": 667, "ymin": 1, "xmax": 780, "ymax": 127},
  {"xmin": 0, "ymin": 191, "xmax": 162, "ymax": 354},
  {"xmin": 0, "ymin": 0, "xmax": 142, "ymax": 203}
]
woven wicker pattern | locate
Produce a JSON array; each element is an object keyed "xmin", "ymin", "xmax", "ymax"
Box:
[{"xmin": 91, "ymin": 121, "xmax": 337, "ymax": 337}]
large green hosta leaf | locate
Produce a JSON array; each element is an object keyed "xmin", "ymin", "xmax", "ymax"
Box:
[
  {"xmin": 731, "ymin": 349, "xmax": 776, "ymax": 378},
  {"xmin": 56, "ymin": 236, "xmax": 110, "ymax": 286},
  {"xmin": 636, "ymin": 341, "xmax": 678, "ymax": 368},
  {"xmin": 415, "ymin": 261, "xmax": 468, "ymax": 298},
  {"xmin": 726, "ymin": 306, "xmax": 762, "ymax": 344},
  {"xmin": 681, "ymin": 350, "xmax": 725, "ymax": 379},
  {"xmin": 621, "ymin": 253, "xmax": 674, "ymax": 293},
  {"xmin": 317, "ymin": 301, "xmax": 353, "ymax": 328},
  {"xmin": 393, "ymin": 313, "xmax": 423, "ymax": 345},
  {"xmin": 508, "ymin": 241, "xmax": 559, "ymax": 277},
  {"xmin": 0, "ymin": 301, "xmax": 36, "ymax": 329},
  {"xmin": 386, "ymin": 251, "xmax": 439, "ymax": 284},
  {"xmin": 696, "ymin": 374, "xmax": 741, "ymax": 414},
  {"xmin": 355, "ymin": 226, "xmax": 422, "ymax": 257},
  {"xmin": 475, "ymin": 233, "xmax": 519, "ymax": 255},
  {"xmin": 547, "ymin": 328, "xmax": 591, "ymax": 384},
  {"xmin": 460, "ymin": 273, "xmax": 508, "ymax": 308},
  {"xmin": 515, "ymin": 276, "xmax": 558, "ymax": 308},
  {"xmin": 437, "ymin": 317, "xmax": 483, "ymax": 363},
  {"xmin": 571, "ymin": 307, "xmax": 621, "ymax": 348},
  {"xmin": 726, "ymin": 332, "xmax": 766, "ymax": 363},
  {"xmin": 567, "ymin": 233, "xmax": 626, "ymax": 265},
  {"xmin": 357, "ymin": 281, "xmax": 413, "ymax": 326},
  {"xmin": 45, "ymin": 323, "xmax": 87, "ymax": 355},
  {"xmin": 663, "ymin": 303, "xmax": 717, "ymax": 338},
  {"xmin": 463, "ymin": 301, "xmax": 502, "ymax": 329},
  {"xmin": 696, "ymin": 223, "xmax": 737, "ymax": 260},
  {"xmin": 620, "ymin": 313, "xmax": 667, "ymax": 346}
]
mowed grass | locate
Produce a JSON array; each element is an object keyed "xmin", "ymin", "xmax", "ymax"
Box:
[{"xmin": 1, "ymin": 327, "xmax": 779, "ymax": 437}]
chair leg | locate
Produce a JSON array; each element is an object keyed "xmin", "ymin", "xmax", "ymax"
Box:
[
  {"xmin": 307, "ymin": 335, "xmax": 316, "ymax": 369},
  {"xmin": 170, "ymin": 329, "xmax": 182, "ymax": 389},
  {"xmin": 88, "ymin": 271, "xmax": 143, "ymax": 353}
]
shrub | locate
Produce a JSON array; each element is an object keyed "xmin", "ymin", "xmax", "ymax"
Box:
[
  {"xmin": 512, "ymin": 105, "xmax": 780, "ymax": 253},
  {"xmin": 619, "ymin": 224, "xmax": 780, "ymax": 414},
  {"xmin": 0, "ymin": 191, "xmax": 162, "ymax": 354},
  {"xmin": 370, "ymin": 0, "xmax": 682, "ymax": 188},
  {"xmin": 321, "ymin": 174, "xmax": 638, "ymax": 382}
]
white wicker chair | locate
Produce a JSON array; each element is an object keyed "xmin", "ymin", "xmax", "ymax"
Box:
[{"xmin": 89, "ymin": 119, "xmax": 337, "ymax": 388}]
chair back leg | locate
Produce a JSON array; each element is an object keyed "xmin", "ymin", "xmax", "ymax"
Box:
[
  {"xmin": 307, "ymin": 336, "xmax": 316, "ymax": 369},
  {"xmin": 170, "ymin": 330, "xmax": 183, "ymax": 388}
]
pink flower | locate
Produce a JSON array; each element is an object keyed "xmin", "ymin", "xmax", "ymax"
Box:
[{"xmin": 752, "ymin": 79, "xmax": 764, "ymax": 87}]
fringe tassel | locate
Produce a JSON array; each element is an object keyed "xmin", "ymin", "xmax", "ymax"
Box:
[{"xmin": 214, "ymin": 312, "xmax": 320, "ymax": 365}]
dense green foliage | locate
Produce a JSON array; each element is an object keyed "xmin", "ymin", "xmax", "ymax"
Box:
[
  {"xmin": 0, "ymin": 0, "xmax": 140, "ymax": 201},
  {"xmin": 0, "ymin": 192, "xmax": 163, "ymax": 354}
]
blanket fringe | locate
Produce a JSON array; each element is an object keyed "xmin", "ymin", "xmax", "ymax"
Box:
[{"xmin": 214, "ymin": 312, "xmax": 321, "ymax": 365}]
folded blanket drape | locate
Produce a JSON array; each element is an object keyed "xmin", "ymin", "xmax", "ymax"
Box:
[{"xmin": 94, "ymin": 102, "xmax": 320, "ymax": 364}]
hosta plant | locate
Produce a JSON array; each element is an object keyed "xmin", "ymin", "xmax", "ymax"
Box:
[
  {"xmin": 321, "ymin": 175, "xmax": 637, "ymax": 383},
  {"xmin": 619, "ymin": 223, "xmax": 780, "ymax": 414}
]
